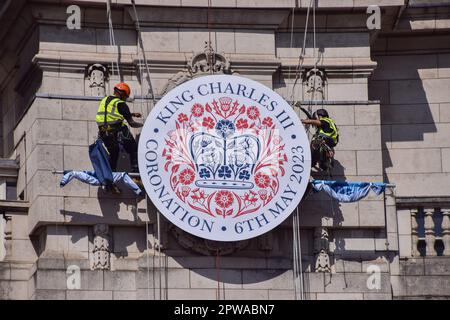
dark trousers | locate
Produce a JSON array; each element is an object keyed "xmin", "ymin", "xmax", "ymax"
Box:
[
  {"xmin": 98, "ymin": 125, "xmax": 138, "ymax": 173},
  {"xmin": 311, "ymin": 134, "xmax": 336, "ymax": 170}
]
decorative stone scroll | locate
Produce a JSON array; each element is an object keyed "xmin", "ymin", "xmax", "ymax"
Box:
[
  {"xmin": 160, "ymin": 41, "xmax": 233, "ymax": 96},
  {"xmin": 92, "ymin": 224, "xmax": 111, "ymax": 270},
  {"xmin": 169, "ymin": 225, "xmax": 249, "ymax": 256},
  {"xmin": 314, "ymin": 227, "xmax": 331, "ymax": 272},
  {"xmin": 304, "ymin": 67, "xmax": 326, "ymax": 101},
  {"xmin": 188, "ymin": 41, "xmax": 231, "ymax": 76},
  {"xmin": 87, "ymin": 64, "xmax": 108, "ymax": 97}
]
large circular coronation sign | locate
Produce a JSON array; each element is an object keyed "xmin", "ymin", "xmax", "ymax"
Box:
[{"xmin": 138, "ymin": 75, "xmax": 311, "ymax": 241}]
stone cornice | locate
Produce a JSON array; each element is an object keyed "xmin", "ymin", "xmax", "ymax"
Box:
[
  {"xmin": 65, "ymin": 0, "xmax": 405, "ymax": 9},
  {"xmin": 33, "ymin": 51, "xmax": 377, "ymax": 79},
  {"xmin": 396, "ymin": 196, "xmax": 450, "ymax": 208},
  {"xmin": 125, "ymin": 6, "xmax": 288, "ymax": 29},
  {"xmin": 34, "ymin": 51, "xmax": 282, "ymax": 77},
  {"xmin": 0, "ymin": 159, "xmax": 19, "ymax": 179},
  {"xmin": 280, "ymin": 57, "xmax": 377, "ymax": 78}
]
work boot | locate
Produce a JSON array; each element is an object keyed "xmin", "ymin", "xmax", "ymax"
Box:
[
  {"xmin": 132, "ymin": 177, "xmax": 144, "ymax": 190},
  {"xmin": 111, "ymin": 185, "xmax": 122, "ymax": 194},
  {"xmin": 103, "ymin": 184, "xmax": 121, "ymax": 195}
]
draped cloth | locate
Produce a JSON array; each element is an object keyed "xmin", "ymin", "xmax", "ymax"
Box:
[
  {"xmin": 60, "ymin": 170, "xmax": 142, "ymax": 195},
  {"xmin": 311, "ymin": 180, "xmax": 386, "ymax": 202}
]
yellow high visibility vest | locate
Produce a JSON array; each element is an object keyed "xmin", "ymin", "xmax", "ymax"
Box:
[
  {"xmin": 96, "ymin": 96, "xmax": 125, "ymax": 127},
  {"xmin": 318, "ymin": 117, "xmax": 339, "ymax": 144}
]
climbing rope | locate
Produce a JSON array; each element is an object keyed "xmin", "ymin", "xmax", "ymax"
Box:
[
  {"xmin": 288, "ymin": 2, "xmax": 317, "ymax": 301},
  {"xmin": 292, "ymin": 207, "xmax": 305, "ymax": 300},
  {"xmin": 131, "ymin": 0, "xmax": 156, "ymax": 109},
  {"xmin": 106, "ymin": 0, "xmax": 121, "ymax": 80},
  {"xmin": 130, "ymin": 0, "xmax": 164, "ymax": 300},
  {"xmin": 145, "ymin": 219, "xmax": 150, "ymax": 300},
  {"xmin": 287, "ymin": 7, "xmax": 295, "ymax": 100},
  {"xmin": 216, "ymin": 249, "xmax": 221, "ymax": 300},
  {"xmin": 207, "ymin": 0, "xmax": 213, "ymax": 71},
  {"xmin": 289, "ymin": 0, "xmax": 312, "ymax": 105}
]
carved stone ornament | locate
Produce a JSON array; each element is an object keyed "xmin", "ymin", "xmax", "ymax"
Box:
[
  {"xmin": 304, "ymin": 68, "xmax": 326, "ymax": 101},
  {"xmin": 160, "ymin": 41, "xmax": 233, "ymax": 96},
  {"xmin": 92, "ymin": 223, "xmax": 111, "ymax": 270},
  {"xmin": 315, "ymin": 249, "xmax": 331, "ymax": 273},
  {"xmin": 314, "ymin": 227, "xmax": 331, "ymax": 272},
  {"xmin": 188, "ymin": 41, "xmax": 231, "ymax": 76},
  {"xmin": 169, "ymin": 224, "xmax": 249, "ymax": 256},
  {"xmin": 87, "ymin": 64, "xmax": 108, "ymax": 97}
]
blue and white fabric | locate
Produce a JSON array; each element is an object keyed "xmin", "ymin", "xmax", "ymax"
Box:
[
  {"xmin": 311, "ymin": 180, "xmax": 386, "ymax": 202},
  {"xmin": 60, "ymin": 170, "xmax": 142, "ymax": 195}
]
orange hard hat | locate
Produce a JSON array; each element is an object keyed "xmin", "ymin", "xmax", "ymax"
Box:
[{"xmin": 114, "ymin": 82, "xmax": 131, "ymax": 97}]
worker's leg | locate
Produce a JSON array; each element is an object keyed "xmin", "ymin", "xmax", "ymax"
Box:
[
  {"xmin": 99, "ymin": 132, "xmax": 120, "ymax": 171},
  {"xmin": 120, "ymin": 126, "xmax": 139, "ymax": 173}
]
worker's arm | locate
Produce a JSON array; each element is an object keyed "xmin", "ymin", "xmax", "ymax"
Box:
[
  {"xmin": 128, "ymin": 119, "xmax": 143, "ymax": 128},
  {"xmin": 301, "ymin": 119, "xmax": 321, "ymax": 126},
  {"xmin": 129, "ymin": 112, "xmax": 143, "ymax": 128},
  {"xmin": 117, "ymin": 103, "xmax": 143, "ymax": 128}
]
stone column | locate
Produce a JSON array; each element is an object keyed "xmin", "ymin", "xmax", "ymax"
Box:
[
  {"xmin": 410, "ymin": 209, "xmax": 420, "ymax": 257},
  {"xmin": 442, "ymin": 209, "xmax": 450, "ymax": 256},
  {"xmin": 424, "ymin": 209, "xmax": 437, "ymax": 256},
  {"xmin": 0, "ymin": 178, "xmax": 6, "ymax": 261}
]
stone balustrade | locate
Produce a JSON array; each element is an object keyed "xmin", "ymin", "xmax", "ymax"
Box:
[
  {"xmin": 403, "ymin": 203, "xmax": 450, "ymax": 257},
  {"xmin": 397, "ymin": 197, "xmax": 450, "ymax": 258}
]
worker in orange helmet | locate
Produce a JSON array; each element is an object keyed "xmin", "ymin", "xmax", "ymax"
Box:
[{"xmin": 96, "ymin": 82, "xmax": 143, "ymax": 174}]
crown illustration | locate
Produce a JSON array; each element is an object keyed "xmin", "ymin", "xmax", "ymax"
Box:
[{"xmin": 189, "ymin": 120, "xmax": 261, "ymax": 190}]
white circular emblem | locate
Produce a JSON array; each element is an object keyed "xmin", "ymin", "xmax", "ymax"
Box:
[{"xmin": 138, "ymin": 75, "xmax": 311, "ymax": 241}]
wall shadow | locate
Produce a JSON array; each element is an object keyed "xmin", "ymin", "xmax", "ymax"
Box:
[
  {"xmin": 60, "ymin": 188, "xmax": 145, "ymax": 258},
  {"xmin": 369, "ymin": 49, "xmax": 444, "ymax": 182}
]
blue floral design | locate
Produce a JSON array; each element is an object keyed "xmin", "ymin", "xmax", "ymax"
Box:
[
  {"xmin": 199, "ymin": 168, "xmax": 211, "ymax": 179},
  {"xmin": 215, "ymin": 120, "xmax": 235, "ymax": 139},
  {"xmin": 201, "ymin": 139, "xmax": 211, "ymax": 148},
  {"xmin": 218, "ymin": 165, "xmax": 232, "ymax": 179},
  {"xmin": 238, "ymin": 170, "xmax": 250, "ymax": 181}
]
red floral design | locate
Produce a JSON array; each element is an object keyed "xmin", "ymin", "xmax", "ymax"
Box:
[
  {"xmin": 215, "ymin": 191, "xmax": 234, "ymax": 209},
  {"xmin": 181, "ymin": 186, "xmax": 191, "ymax": 197},
  {"xmin": 218, "ymin": 97, "xmax": 232, "ymax": 111},
  {"xmin": 258, "ymin": 189, "xmax": 268, "ymax": 200},
  {"xmin": 254, "ymin": 172, "xmax": 270, "ymax": 188},
  {"xmin": 247, "ymin": 106, "xmax": 260, "ymax": 120},
  {"xmin": 191, "ymin": 103, "xmax": 204, "ymax": 117},
  {"xmin": 273, "ymin": 135, "xmax": 282, "ymax": 145},
  {"xmin": 236, "ymin": 118, "xmax": 249, "ymax": 129},
  {"xmin": 163, "ymin": 96, "xmax": 288, "ymax": 219},
  {"xmin": 202, "ymin": 117, "xmax": 215, "ymax": 129},
  {"xmin": 178, "ymin": 113, "xmax": 188, "ymax": 123},
  {"xmin": 179, "ymin": 168, "xmax": 195, "ymax": 185},
  {"xmin": 262, "ymin": 117, "xmax": 273, "ymax": 127}
]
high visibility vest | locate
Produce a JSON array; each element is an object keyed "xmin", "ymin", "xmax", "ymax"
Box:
[
  {"xmin": 96, "ymin": 96, "xmax": 125, "ymax": 127},
  {"xmin": 318, "ymin": 117, "xmax": 339, "ymax": 144}
]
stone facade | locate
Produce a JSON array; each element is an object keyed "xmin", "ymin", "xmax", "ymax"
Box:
[{"xmin": 0, "ymin": 0, "xmax": 449, "ymax": 300}]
